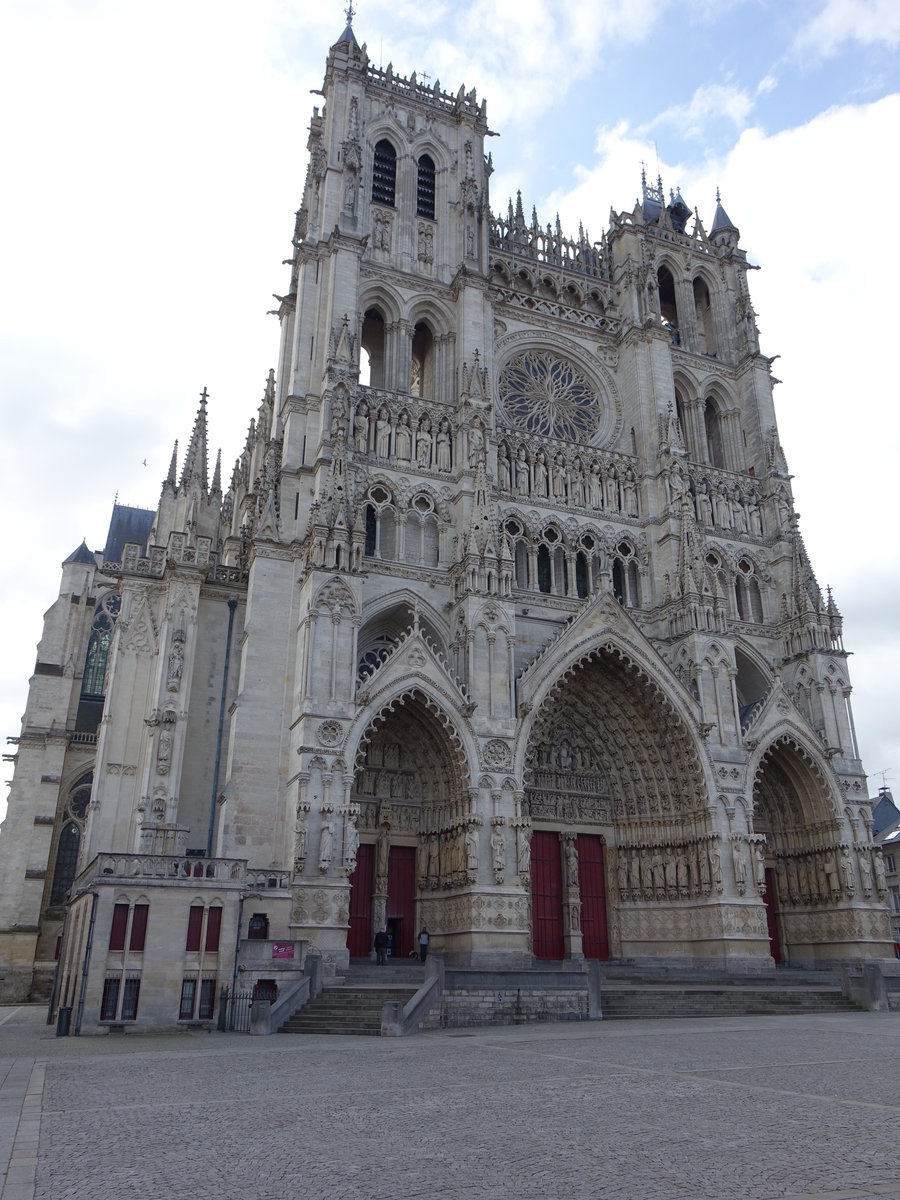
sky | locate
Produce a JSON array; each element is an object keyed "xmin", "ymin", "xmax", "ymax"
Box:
[{"xmin": 1, "ymin": 0, "xmax": 898, "ymax": 817}]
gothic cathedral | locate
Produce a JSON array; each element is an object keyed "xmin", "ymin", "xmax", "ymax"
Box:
[{"xmin": 0, "ymin": 21, "xmax": 891, "ymax": 1028}]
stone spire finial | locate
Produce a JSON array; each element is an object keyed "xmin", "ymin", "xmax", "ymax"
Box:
[{"xmin": 180, "ymin": 388, "xmax": 209, "ymax": 494}]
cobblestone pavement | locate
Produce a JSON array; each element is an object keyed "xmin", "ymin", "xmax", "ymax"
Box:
[{"xmin": 1, "ymin": 1005, "xmax": 898, "ymax": 1200}]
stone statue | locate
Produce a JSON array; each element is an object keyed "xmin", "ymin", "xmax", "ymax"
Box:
[
  {"xmin": 376, "ymin": 409, "xmax": 391, "ymax": 458},
  {"xmin": 571, "ymin": 458, "xmax": 586, "ymax": 507},
  {"xmin": 498, "ymin": 444, "xmax": 511, "ymax": 492},
  {"xmin": 436, "ymin": 419, "xmax": 452, "ymax": 471},
  {"xmin": 533, "ymin": 452, "xmax": 548, "ymax": 497},
  {"xmin": 166, "ymin": 637, "xmax": 184, "ymax": 692},
  {"xmin": 564, "ymin": 838, "xmax": 578, "ymax": 888},
  {"xmin": 491, "ymin": 827, "xmax": 505, "ymax": 874},
  {"xmin": 465, "ymin": 825, "xmax": 478, "ymax": 873},
  {"xmin": 732, "ymin": 842, "xmax": 748, "ymax": 894},
  {"xmin": 395, "ymin": 412, "xmax": 412, "ymax": 461},
  {"xmin": 515, "ymin": 447, "xmax": 529, "ymax": 495},
  {"xmin": 710, "ymin": 846, "xmax": 723, "ymax": 892},
  {"xmin": 588, "ymin": 461, "xmax": 603, "ymax": 509},
  {"xmin": 516, "ymin": 828, "xmax": 531, "ymax": 875},
  {"xmin": 318, "ymin": 817, "xmax": 334, "ymax": 872},
  {"xmin": 873, "ymin": 847, "xmax": 886, "ymax": 895},
  {"xmin": 552, "ymin": 454, "xmax": 567, "ymax": 501},
  {"xmin": 857, "ymin": 846, "xmax": 872, "ymax": 895},
  {"xmin": 840, "ymin": 846, "xmax": 855, "ymax": 894},
  {"xmin": 293, "ymin": 821, "xmax": 308, "ymax": 873},
  {"xmin": 416, "ymin": 419, "xmax": 432, "ymax": 467},
  {"xmin": 344, "ymin": 818, "xmax": 359, "ymax": 873},
  {"xmin": 354, "ymin": 408, "xmax": 369, "ymax": 454},
  {"xmin": 468, "ymin": 420, "xmax": 484, "ymax": 469},
  {"xmin": 698, "ymin": 845, "xmax": 711, "ymax": 895},
  {"xmin": 156, "ymin": 729, "xmax": 172, "ymax": 776},
  {"xmin": 753, "ymin": 842, "xmax": 766, "ymax": 890}
]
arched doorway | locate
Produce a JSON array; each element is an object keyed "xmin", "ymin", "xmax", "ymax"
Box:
[
  {"xmin": 524, "ymin": 645, "xmax": 709, "ymax": 963},
  {"xmin": 752, "ymin": 737, "xmax": 847, "ymax": 966},
  {"xmin": 348, "ymin": 689, "xmax": 470, "ymax": 960}
]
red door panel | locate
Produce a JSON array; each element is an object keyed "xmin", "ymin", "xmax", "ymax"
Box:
[
  {"xmin": 387, "ymin": 846, "xmax": 416, "ymax": 959},
  {"xmin": 577, "ymin": 834, "xmax": 609, "ymax": 960},
  {"xmin": 347, "ymin": 843, "xmax": 374, "ymax": 957},
  {"xmin": 764, "ymin": 866, "xmax": 782, "ymax": 964},
  {"xmin": 531, "ymin": 831, "xmax": 564, "ymax": 960}
]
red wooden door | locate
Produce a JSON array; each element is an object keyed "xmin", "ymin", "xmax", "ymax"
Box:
[
  {"xmin": 531, "ymin": 831, "xmax": 564, "ymax": 960},
  {"xmin": 764, "ymin": 866, "xmax": 783, "ymax": 964},
  {"xmin": 577, "ymin": 834, "xmax": 609, "ymax": 960},
  {"xmin": 387, "ymin": 846, "xmax": 417, "ymax": 958},
  {"xmin": 346, "ymin": 843, "xmax": 374, "ymax": 957}
]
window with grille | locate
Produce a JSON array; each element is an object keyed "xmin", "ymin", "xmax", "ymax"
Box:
[
  {"xmin": 198, "ymin": 979, "xmax": 217, "ymax": 1020},
  {"xmin": 371, "ymin": 139, "xmax": 397, "ymax": 206},
  {"xmin": 100, "ymin": 977, "xmax": 119, "ymax": 1021},
  {"xmin": 121, "ymin": 977, "xmax": 141, "ymax": 1021},
  {"xmin": 180, "ymin": 978, "xmax": 196, "ymax": 1019},
  {"xmin": 417, "ymin": 154, "xmax": 435, "ymax": 219}
]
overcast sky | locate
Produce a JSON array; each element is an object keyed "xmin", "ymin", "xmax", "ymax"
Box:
[{"xmin": 1, "ymin": 0, "xmax": 898, "ymax": 817}]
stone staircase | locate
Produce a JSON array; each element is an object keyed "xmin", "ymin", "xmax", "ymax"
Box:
[
  {"xmin": 279, "ymin": 960, "xmax": 425, "ymax": 1036},
  {"xmin": 597, "ymin": 966, "xmax": 861, "ymax": 1020}
]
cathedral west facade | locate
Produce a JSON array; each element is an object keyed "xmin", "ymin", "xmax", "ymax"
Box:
[{"xmin": 0, "ymin": 20, "xmax": 892, "ymax": 1028}]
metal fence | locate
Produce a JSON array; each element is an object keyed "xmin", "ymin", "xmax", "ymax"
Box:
[{"xmin": 217, "ymin": 987, "xmax": 254, "ymax": 1033}]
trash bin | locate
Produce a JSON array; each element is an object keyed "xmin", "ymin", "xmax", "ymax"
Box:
[{"xmin": 55, "ymin": 1006, "xmax": 72, "ymax": 1037}]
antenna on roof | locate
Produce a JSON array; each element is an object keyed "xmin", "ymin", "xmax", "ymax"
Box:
[{"xmin": 876, "ymin": 769, "xmax": 893, "ymax": 792}]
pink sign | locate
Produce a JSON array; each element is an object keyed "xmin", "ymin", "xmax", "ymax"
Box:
[{"xmin": 271, "ymin": 942, "xmax": 294, "ymax": 959}]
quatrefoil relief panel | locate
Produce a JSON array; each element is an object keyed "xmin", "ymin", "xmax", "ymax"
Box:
[{"xmin": 498, "ymin": 349, "xmax": 608, "ymax": 443}]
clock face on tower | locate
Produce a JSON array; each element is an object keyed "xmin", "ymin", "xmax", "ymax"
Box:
[{"xmin": 498, "ymin": 349, "xmax": 603, "ymax": 442}]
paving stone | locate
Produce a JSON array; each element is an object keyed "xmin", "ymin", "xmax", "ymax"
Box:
[{"xmin": 0, "ymin": 1005, "xmax": 898, "ymax": 1200}]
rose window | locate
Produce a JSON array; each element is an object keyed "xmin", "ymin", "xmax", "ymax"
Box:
[{"xmin": 498, "ymin": 350, "xmax": 602, "ymax": 441}]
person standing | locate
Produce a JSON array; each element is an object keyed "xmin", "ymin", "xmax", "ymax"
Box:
[
  {"xmin": 418, "ymin": 926, "xmax": 430, "ymax": 963},
  {"xmin": 374, "ymin": 927, "xmax": 388, "ymax": 966}
]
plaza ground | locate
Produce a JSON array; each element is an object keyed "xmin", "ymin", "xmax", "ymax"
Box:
[{"xmin": 0, "ymin": 1004, "xmax": 898, "ymax": 1199}]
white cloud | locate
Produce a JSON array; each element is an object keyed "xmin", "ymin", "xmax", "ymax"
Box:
[
  {"xmin": 642, "ymin": 82, "xmax": 756, "ymax": 138},
  {"xmin": 796, "ymin": 0, "xmax": 900, "ymax": 57}
]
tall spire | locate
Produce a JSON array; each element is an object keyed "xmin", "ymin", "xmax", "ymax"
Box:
[
  {"xmin": 180, "ymin": 387, "xmax": 210, "ymax": 493},
  {"xmin": 211, "ymin": 448, "xmax": 222, "ymax": 495},
  {"xmin": 166, "ymin": 440, "xmax": 178, "ymax": 487}
]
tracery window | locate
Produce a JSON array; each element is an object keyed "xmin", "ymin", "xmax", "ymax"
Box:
[
  {"xmin": 416, "ymin": 154, "xmax": 435, "ymax": 219},
  {"xmin": 735, "ymin": 559, "xmax": 764, "ymax": 623},
  {"xmin": 49, "ymin": 771, "xmax": 92, "ymax": 906},
  {"xmin": 81, "ymin": 594, "xmax": 120, "ymax": 697},
  {"xmin": 498, "ymin": 350, "xmax": 601, "ymax": 441},
  {"xmin": 372, "ymin": 139, "xmax": 397, "ymax": 207}
]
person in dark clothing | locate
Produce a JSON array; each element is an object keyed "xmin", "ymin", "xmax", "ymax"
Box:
[
  {"xmin": 418, "ymin": 926, "xmax": 430, "ymax": 962},
  {"xmin": 374, "ymin": 928, "xmax": 388, "ymax": 966}
]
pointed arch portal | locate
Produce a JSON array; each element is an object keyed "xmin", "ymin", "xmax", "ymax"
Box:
[
  {"xmin": 524, "ymin": 645, "xmax": 709, "ymax": 961},
  {"xmin": 752, "ymin": 736, "xmax": 849, "ymax": 965},
  {"xmin": 348, "ymin": 689, "xmax": 471, "ymax": 958}
]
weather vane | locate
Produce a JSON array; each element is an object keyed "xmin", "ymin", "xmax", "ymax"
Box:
[{"xmin": 345, "ymin": 2, "xmax": 355, "ymax": 24}]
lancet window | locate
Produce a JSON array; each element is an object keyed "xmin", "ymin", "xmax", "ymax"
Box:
[
  {"xmin": 612, "ymin": 541, "xmax": 641, "ymax": 608},
  {"xmin": 735, "ymin": 559, "xmax": 764, "ymax": 623},
  {"xmin": 410, "ymin": 322, "xmax": 434, "ymax": 398},
  {"xmin": 49, "ymin": 771, "xmax": 92, "ymax": 907},
  {"xmin": 371, "ymin": 139, "xmax": 397, "ymax": 207},
  {"xmin": 693, "ymin": 276, "xmax": 718, "ymax": 356},
  {"xmin": 416, "ymin": 154, "xmax": 435, "ymax": 219},
  {"xmin": 361, "ymin": 308, "xmax": 386, "ymax": 389},
  {"xmin": 657, "ymin": 266, "xmax": 680, "ymax": 344}
]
